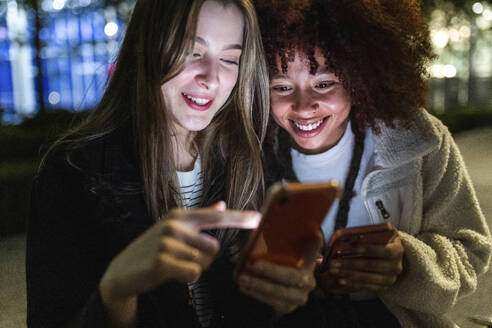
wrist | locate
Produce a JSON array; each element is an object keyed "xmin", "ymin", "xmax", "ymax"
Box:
[{"xmin": 99, "ymin": 275, "xmax": 138, "ymax": 328}]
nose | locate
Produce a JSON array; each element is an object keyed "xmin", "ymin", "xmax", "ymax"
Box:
[
  {"xmin": 195, "ymin": 57, "xmax": 219, "ymax": 91},
  {"xmin": 293, "ymin": 90, "xmax": 319, "ymax": 114}
]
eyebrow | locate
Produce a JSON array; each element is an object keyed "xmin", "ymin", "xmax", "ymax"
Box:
[
  {"xmin": 195, "ymin": 36, "xmax": 242, "ymax": 50},
  {"xmin": 271, "ymin": 68, "xmax": 332, "ymax": 80}
]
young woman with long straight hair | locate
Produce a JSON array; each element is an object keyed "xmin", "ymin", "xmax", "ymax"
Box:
[{"xmin": 26, "ymin": 1, "xmax": 278, "ymax": 327}]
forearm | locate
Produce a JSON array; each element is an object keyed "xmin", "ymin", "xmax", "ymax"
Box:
[{"xmin": 379, "ymin": 230, "xmax": 491, "ymax": 314}]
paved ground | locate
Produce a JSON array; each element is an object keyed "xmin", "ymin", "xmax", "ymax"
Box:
[
  {"xmin": 1, "ymin": 127, "xmax": 491, "ymax": 328},
  {"xmin": 0, "ymin": 233, "xmax": 26, "ymax": 328}
]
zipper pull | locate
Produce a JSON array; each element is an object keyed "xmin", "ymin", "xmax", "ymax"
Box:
[{"xmin": 375, "ymin": 200, "xmax": 391, "ymax": 220}]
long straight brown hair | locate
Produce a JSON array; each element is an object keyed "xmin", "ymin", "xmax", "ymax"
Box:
[{"xmin": 48, "ymin": 0, "xmax": 269, "ymax": 224}]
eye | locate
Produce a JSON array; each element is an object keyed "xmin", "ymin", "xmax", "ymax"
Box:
[
  {"xmin": 271, "ymin": 85, "xmax": 292, "ymax": 93},
  {"xmin": 220, "ymin": 58, "xmax": 239, "ymax": 65},
  {"xmin": 315, "ymin": 81, "xmax": 336, "ymax": 89},
  {"xmin": 221, "ymin": 59, "xmax": 239, "ymax": 65}
]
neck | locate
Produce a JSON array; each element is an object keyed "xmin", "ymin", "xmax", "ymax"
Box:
[{"xmin": 172, "ymin": 129, "xmax": 197, "ymax": 172}]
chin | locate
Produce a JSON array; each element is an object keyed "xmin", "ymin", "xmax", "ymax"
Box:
[
  {"xmin": 184, "ymin": 118, "xmax": 214, "ymax": 132},
  {"xmin": 294, "ymin": 139, "xmax": 327, "ymax": 154}
]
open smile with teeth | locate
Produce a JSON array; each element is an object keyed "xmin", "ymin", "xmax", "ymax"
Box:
[
  {"xmin": 183, "ymin": 93, "xmax": 211, "ymax": 106},
  {"xmin": 293, "ymin": 118, "xmax": 325, "ymax": 131}
]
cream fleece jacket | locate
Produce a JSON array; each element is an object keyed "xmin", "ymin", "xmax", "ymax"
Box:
[{"xmin": 360, "ymin": 110, "xmax": 492, "ymax": 327}]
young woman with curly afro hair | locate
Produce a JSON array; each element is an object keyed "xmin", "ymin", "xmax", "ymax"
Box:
[{"xmin": 243, "ymin": 0, "xmax": 492, "ymax": 327}]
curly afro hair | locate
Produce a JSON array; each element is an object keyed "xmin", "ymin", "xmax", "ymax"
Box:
[{"xmin": 253, "ymin": 0, "xmax": 436, "ymax": 131}]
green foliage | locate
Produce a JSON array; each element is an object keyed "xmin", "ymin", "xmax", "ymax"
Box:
[
  {"xmin": 1, "ymin": 110, "xmax": 88, "ymax": 160},
  {"xmin": 0, "ymin": 110, "xmax": 88, "ymax": 236},
  {"xmin": 431, "ymin": 107, "xmax": 492, "ymax": 134},
  {"xmin": 0, "ymin": 162, "xmax": 38, "ymax": 235}
]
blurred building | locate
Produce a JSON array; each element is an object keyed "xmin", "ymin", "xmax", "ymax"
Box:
[
  {"xmin": 428, "ymin": 1, "xmax": 492, "ymax": 112},
  {"xmin": 0, "ymin": 0, "xmax": 130, "ymax": 123},
  {"xmin": 0, "ymin": 0, "xmax": 491, "ymax": 124}
]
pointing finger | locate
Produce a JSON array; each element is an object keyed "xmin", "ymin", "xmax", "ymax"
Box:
[{"xmin": 182, "ymin": 210, "xmax": 262, "ymax": 231}]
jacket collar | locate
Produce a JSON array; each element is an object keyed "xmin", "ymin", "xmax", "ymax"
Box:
[{"xmin": 372, "ymin": 110, "xmax": 440, "ymax": 168}]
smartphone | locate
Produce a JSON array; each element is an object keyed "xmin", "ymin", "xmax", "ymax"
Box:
[
  {"xmin": 235, "ymin": 181, "xmax": 342, "ymax": 277},
  {"xmin": 320, "ymin": 222, "xmax": 396, "ymax": 272}
]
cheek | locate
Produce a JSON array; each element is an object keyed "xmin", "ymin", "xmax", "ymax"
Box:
[
  {"xmin": 160, "ymin": 82, "xmax": 171, "ymax": 96},
  {"xmin": 222, "ymin": 69, "xmax": 240, "ymax": 93},
  {"xmin": 321, "ymin": 90, "xmax": 351, "ymax": 115},
  {"xmin": 160, "ymin": 84, "xmax": 174, "ymax": 109},
  {"xmin": 163, "ymin": 65, "xmax": 198, "ymax": 90},
  {"xmin": 270, "ymin": 101, "xmax": 289, "ymax": 125},
  {"xmin": 161, "ymin": 74, "xmax": 186, "ymax": 98}
]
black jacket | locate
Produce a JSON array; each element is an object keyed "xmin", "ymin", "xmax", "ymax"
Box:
[{"xmin": 26, "ymin": 132, "xmax": 328, "ymax": 328}]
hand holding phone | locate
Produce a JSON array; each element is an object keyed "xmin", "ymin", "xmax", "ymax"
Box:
[
  {"xmin": 237, "ymin": 236, "xmax": 322, "ymax": 315},
  {"xmin": 316, "ymin": 223, "xmax": 405, "ymax": 292},
  {"xmin": 320, "ymin": 223, "xmax": 396, "ymax": 272},
  {"xmin": 235, "ymin": 181, "xmax": 341, "ymax": 277}
]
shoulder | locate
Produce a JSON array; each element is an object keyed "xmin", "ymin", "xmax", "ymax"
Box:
[
  {"xmin": 371, "ymin": 109, "xmax": 453, "ymax": 166},
  {"xmin": 39, "ymin": 138, "xmax": 105, "ymax": 181},
  {"xmin": 414, "ymin": 109, "xmax": 451, "ymax": 139},
  {"xmin": 40, "ymin": 128, "xmax": 136, "ymax": 180}
]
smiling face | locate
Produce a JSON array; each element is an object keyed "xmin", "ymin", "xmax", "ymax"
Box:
[
  {"xmin": 270, "ymin": 48, "xmax": 352, "ymax": 154},
  {"xmin": 161, "ymin": 0, "xmax": 244, "ymax": 136}
]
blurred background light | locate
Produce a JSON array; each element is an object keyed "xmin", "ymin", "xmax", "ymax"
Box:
[
  {"xmin": 484, "ymin": 9, "xmax": 492, "ymax": 20},
  {"xmin": 449, "ymin": 28, "xmax": 461, "ymax": 42},
  {"xmin": 53, "ymin": 0, "xmax": 66, "ymax": 11},
  {"xmin": 7, "ymin": 0, "xmax": 18, "ymax": 11},
  {"xmin": 431, "ymin": 64, "xmax": 457, "ymax": 79},
  {"xmin": 0, "ymin": 26, "xmax": 8, "ymax": 40},
  {"xmin": 460, "ymin": 25, "xmax": 471, "ymax": 38},
  {"xmin": 48, "ymin": 91, "xmax": 61, "ymax": 105},
  {"xmin": 432, "ymin": 29, "xmax": 450, "ymax": 48},
  {"xmin": 443, "ymin": 64, "xmax": 457, "ymax": 78},
  {"xmin": 431, "ymin": 64, "xmax": 445, "ymax": 79},
  {"xmin": 473, "ymin": 2, "xmax": 484, "ymax": 14},
  {"xmin": 104, "ymin": 22, "xmax": 118, "ymax": 37}
]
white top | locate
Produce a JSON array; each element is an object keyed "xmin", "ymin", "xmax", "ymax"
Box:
[
  {"xmin": 291, "ymin": 121, "xmax": 376, "ymax": 243},
  {"xmin": 177, "ymin": 157, "xmax": 203, "ymax": 209},
  {"xmin": 177, "ymin": 158, "xmax": 214, "ymax": 326}
]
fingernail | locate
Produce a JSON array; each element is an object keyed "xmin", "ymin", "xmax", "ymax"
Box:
[
  {"xmin": 253, "ymin": 212, "xmax": 262, "ymax": 222},
  {"xmin": 217, "ymin": 201, "xmax": 226, "ymax": 210},
  {"xmin": 337, "ymin": 250, "xmax": 360, "ymax": 258},
  {"xmin": 339, "ymin": 278, "xmax": 348, "ymax": 285},
  {"xmin": 243, "ymin": 213, "xmax": 261, "ymax": 229}
]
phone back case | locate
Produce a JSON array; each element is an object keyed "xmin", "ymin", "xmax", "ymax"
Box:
[
  {"xmin": 319, "ymin": 223, "xmax": 396, "ymax": 272},
  {"xmin": 236, "ymin": 182, "xmax": 341, "ymax": 275}
]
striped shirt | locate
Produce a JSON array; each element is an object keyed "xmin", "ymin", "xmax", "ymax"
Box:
[
  {"xmin": 177, "ymin": 158, "xmax": 203, "ymax": 209},
  {"xmin": 177, "ymin": 158, "xmax": 214, "ymax": 327}
]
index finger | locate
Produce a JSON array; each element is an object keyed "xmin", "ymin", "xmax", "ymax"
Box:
[
  {"xmin": 182, "ymin": 209, "xmax": 262, "ymax": 231},
  {"xmin": 356, "ymin": 242, "xmax": 403, "ymax": 260}
]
